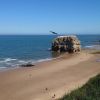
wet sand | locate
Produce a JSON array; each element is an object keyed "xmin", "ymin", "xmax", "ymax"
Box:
[{"xmin": 0, "ymin": 52, "xmax": 100, "ymax": 100}]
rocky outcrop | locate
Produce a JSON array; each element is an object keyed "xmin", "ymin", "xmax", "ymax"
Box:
[{"xmin": 51, "ymin": 35, "xmax": 81, "ymax": 53}]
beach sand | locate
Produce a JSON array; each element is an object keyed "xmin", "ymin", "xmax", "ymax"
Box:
[{"xmin": 0, "ymin": 51, "xmax": 100, "ymax": 100}]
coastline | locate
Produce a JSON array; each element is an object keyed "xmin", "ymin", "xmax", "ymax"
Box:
[
  {"xmin": 0, "ymin": 51, "xmax": 100, "ymax": 100},
  {"xmin": 0, "ymin": 52, "xmax": 72, "ymax": 72}
]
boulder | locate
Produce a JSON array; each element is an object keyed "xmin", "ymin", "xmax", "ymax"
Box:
[
  {"xmin": 51, "ymin": 35, "xmax": 81, "ymax": 53},
  {"xmin": 20, "ymin": 63, "xmax": 35, "ymax": 67}
]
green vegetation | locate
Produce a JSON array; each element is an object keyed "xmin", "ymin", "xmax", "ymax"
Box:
[
  {"xmin": 91, "ymin": 51, "xmax": 100, "ymax": 54},
  {"xmin": 59, "ymin": 74, "xmax": 100, "ymax": 100}
]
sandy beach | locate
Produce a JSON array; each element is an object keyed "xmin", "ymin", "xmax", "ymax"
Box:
[{"xmin": 0, "ymin": 51, "xmax": 100, "ymax": 100}]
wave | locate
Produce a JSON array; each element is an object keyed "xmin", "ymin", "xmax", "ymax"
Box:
[
  {"xmin": 0, "ymin": 57, "xmax": 53, "ymax": 70},
  {"xmin": 0, "ymin": 58, "xmax": 17, "ymax": 63},
  {"xmin": 35, "ymin": 58, "xmax": 52, "ymax": 63},
  {"xmin": 84, "ymin": 45, "xmax": 100, "ymax": 50},
  {"xmin": 0, "ymin": 67, "xmax": 7, "ymax": 69},
  {"xmin": 5, "ymin": 58, "xmax": 17, "ymax": 62}
]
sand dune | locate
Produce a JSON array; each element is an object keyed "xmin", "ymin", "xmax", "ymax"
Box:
[{"xmin": 0, "ymin": 52, "xmax": 100, "ymax": 100}]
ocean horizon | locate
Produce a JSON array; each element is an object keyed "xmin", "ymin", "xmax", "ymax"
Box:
[{"xmin": 0, "ymin": 34, "xmax": 100, "ymax": 69}]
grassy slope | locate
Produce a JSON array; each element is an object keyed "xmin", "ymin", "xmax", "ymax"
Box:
[
  {"xmin": 91, "ymin": 51, "xmax": 100, "ymax": 54},
  {"xmin": 59, "ymin": 74, "xmax": 100, "ymax": 100}
]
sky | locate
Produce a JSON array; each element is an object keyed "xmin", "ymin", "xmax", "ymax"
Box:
[{"xmin": 0, "ymin": 0, "xmax": 100, "ymax": 34}]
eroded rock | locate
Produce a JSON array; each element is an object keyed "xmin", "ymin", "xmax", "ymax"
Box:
[{"xmin": 52, "ymin": 35, "xmax": 81, "ymax": 53}]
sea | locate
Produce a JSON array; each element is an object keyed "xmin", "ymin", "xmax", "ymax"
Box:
[{"xmin": 0, "ymin": 34, "xmax": 100, "ymax": 70}]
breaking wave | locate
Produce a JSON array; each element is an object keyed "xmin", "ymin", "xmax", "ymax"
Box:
[
  {"xmin": 0, "ymin": 57, "xmax": 53, "ymax": 70},
  {"xmin": 84, "ymin": 45, "xmax": 100, "ymax": 50}
]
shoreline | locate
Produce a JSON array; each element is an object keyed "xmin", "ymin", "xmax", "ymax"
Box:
[
  {"xmin": 0, "ymin": 51, "xmax": 74, "ymax": 72},
  {"xmin": 0, "ymin": 46, "xmax": 100, "ymax": 71},
  {"xmin": 0, "ymin": 51, "xmax": 100, "ymax": 100}
]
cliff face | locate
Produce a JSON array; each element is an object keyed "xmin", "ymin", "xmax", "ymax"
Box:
[{"xmin": 51, "ymin": 35, "xmax": 81, "ymax": 53}]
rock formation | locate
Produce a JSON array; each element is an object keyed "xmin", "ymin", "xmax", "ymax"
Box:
[
  {"xmin": 20, "ymin": 63, "xmax": 35, "ymax": 67},
  {"xmin": 51, "ymin": 35, "xmax": 81, "ymax": 53}
]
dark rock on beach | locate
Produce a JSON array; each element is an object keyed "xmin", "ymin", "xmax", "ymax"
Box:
[{"xmin": 20, "ymin": 63, "xmax": 35, "ymax": 67}]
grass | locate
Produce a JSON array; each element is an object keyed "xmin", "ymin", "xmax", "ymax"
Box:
[
  {"xmin": 91, "ymin": 51, "xmax": 100, "ymax": 54},
  {"xmin": 59, "ymin": 74, "xmax": 100, "ymax": 100}
]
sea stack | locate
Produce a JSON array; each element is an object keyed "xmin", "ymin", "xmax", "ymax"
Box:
[{"xmin": 51, "ymin": 35, "xmax": 81, "ymax": 53}]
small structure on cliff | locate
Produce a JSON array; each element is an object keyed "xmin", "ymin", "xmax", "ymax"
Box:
[{"xmin": 51, "ymin": 35, "xmax": 81, "ymax": 53}]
